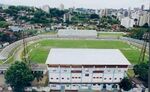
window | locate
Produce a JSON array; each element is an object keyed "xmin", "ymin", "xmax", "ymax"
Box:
[
  {"xmin": 78, "ymin": 77, "xmax": 81, "ymax": 79},
  {"xmin": 62, "ymin": 78, "xmax": 64, "ymax": 79},
  {"xmin": 53, "ymin": 69, "xmax": 56, "ymax": 72},
  {"xmin": 51, "ymin": 84, "xmax": 56, "ymax": 87},
  {"xmin": 85, "ymin": 70, "xmax": 89, "ymax": 72},
  {"xmin": 109, "ymin": 78, "xmax": 111, "ymax": 80},
  {"xmin": 93, "ymin": 77, "xmax": 95, "ymax": 79},
  {"xmin": 64, "ymin": 70, "xmax": 67, "ymax": 72},
  {"xmin": 93, "ymin": 84, "xmax": 96, "ymax": 86},
  {"xmin": 51, "ymin": 78, "xmax": 53, "ymax": 80},
  {"xmin": 85, "ymin": 74, "xmax": 89, "ymax": 76},
  {"xmin": 67, "ymin": 78, "xmax": 69, "ymax": 80},
  {"xmin": 56, "ymin": 78, "xmax": 59, "ymax": 80},
  {"xmin": 104, "ymin": 78, "xmax": 107, "ymax": 80},
  {"xmin": 120, "ymin": 78, "xmax": 122, "ymax": 80},
  {"xmin": 114, "ymin": 78, "xmax": 117, "ymax": 80},
  {"xmin": 98, "ymin": 84, "xmax": 100, "ymax": 86}
]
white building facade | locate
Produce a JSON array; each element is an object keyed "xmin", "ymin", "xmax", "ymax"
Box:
[
  {"xmin": 139, "ymin": 12, "xmax": 150, "ymax": 26},
  {"xmin": 41, "ymin": 5, "xmax": 50, "ymax": 13},
  {"xmin": 63, "ymin": 13, "xmax": 72, "ymax": 23},
  {"xmin": 121, "ymin": 17, "xmax": 135, "ymax": 28},
  {"xmin": 46, "ymin": 49, "xmax": 131, "ymax": 91}
]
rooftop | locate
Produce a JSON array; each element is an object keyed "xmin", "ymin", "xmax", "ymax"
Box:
[
  {"xmin": 57, "ymin": 29, "xmax": 97, "ymax": 37},
  {"xmin": 46, "ymin": 48, "xmax": 131, "ymax": 65}
]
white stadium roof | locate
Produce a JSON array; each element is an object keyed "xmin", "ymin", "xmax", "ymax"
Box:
[
  {"xmin": 57, "ymin": 29, "xmax": 97, "ymax": 38},
  {"xmin": 46, "ymin": 48, "xmax": 131, "ymax": 65}
]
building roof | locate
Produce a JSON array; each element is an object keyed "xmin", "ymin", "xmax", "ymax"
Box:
[
  {"xmin": 46, "ymin": 48, "xmax": 131, "ymax": 65},
  {"xmin": 57, "ymin": 29, "xmax": 97, "ymax": 38}
]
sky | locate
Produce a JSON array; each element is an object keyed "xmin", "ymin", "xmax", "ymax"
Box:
[{"xmin": 0, "ymin": 0, "xmax": 149, "ymax": 9}]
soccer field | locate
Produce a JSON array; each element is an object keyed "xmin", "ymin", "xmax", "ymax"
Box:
[{"xmin": 28, "ymin": 39, "xmax": 146, "ymax": 64}]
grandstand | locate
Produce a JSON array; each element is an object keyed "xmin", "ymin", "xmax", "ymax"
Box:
[{"xmin": 57, "ymin": 29, "xmax": 97, "ymax": 38}]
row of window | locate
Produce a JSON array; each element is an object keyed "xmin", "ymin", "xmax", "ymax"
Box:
[
  {"xmin": 51, "ymin": 84, "xmax": 118, "ymax": 87},
  {"xmin": 51, "ymin": 70, "xmax": 124, "ymax": 72},
  {"xmin": 51, "ymin": 77, "xmax": 81, "ymax": 80},
  {"xmin": 93, "ymin": 77, "xmax": 122, "ymax": 80},
  {"xmin": 50, "ymin": 77, "xmax": 123, "ymax": 80}
]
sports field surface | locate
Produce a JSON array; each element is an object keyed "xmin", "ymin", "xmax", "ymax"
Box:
[
  {"xmin": 97, "ymin": 32, "xmax": 125, "ymax": 38},
  {"xmin": 28, "ymin": 39, "xmax": 147, "ymax": 64}
]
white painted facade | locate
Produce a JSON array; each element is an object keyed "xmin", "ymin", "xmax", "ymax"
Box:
[
  {"xmin": 63, "ymin": 13, "xmax": 72, "ymax": 22},
  {"xmin": 41, "ymin": 5, "xmax": 50, "ymax": 13},
  {"xmin": 139, "ymin": 12, "xmax": 150, "ymax": 26},
  {"xmin": 46, "ymin": 49, "xmax": 131, "ymax": 91},
  {"xmin": 121, "ymin": 17, "xmax": 135, "ymax": 28}
]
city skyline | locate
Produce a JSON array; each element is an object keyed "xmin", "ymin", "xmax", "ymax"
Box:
[{"xmin": 0, "ymin": 0, "xmax": 150, "ymax": 9}]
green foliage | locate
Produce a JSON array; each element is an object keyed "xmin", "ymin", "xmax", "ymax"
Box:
[
  {"xmin": 71, "ymin": 12, "xmax": 90, "ymax": 24},
  {"xmin": 133, "ymin": 62, "xmax": 148, "ymax": 82},
  {"xmin": 30, "ymin": 9, "xmax": 50, "ymax": 24},
  {"xmin": 0, "ymin": 21, "xmax": 9, "ymax": 28},
  {"xmin": 33, "ymin": 71, "xmax": 43, "ymax": 82},
  {"xmin": 5, "ymin": 61, "xmax": 34, "ymax": 92},
  {"xmin": 13, "ymin": 31, "xmax": 22, "ymax": 40},
  {"xmin": 100, "ymin": 16, "xmax": 120, "ymax": 26},
  {"xmin": 119, "ymin": 77, "xmax": 132, "ymax": 91},
  {"xmin": 50, "ymin": 8, "xmax": 65, "ymax": 17},
  {"xmin": 18, "ymin": 16, "xmax": 30, "ymax": 22},
  {"xmin": 0, "ymin": 16, "xmax": 5, "ymax": 21},
  {"xmin": 142, "ymin": 23, "xmax": 149, "ymax": 28},
  {"xmin": 26, "ymin": 29, "xmax": 38, "ymax": 36},
  {"xmin": 90, "ymin": 14, "xmax": 99, "ymax": 19},
  {"xmin": 128, "ymin": 28, "xmax": 148, "ymax": 40},
  {"xmin": 29, "ymin": 40, "xmax": 142, "ymax": 64},
  {"xmin": 4, "ymin": 8, "xmax": 18, "ymax": 17}
]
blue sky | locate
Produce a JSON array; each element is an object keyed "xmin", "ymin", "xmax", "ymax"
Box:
[{"xmin": 0, "ymin": 0, "xmax": 149, "ymax": 9}]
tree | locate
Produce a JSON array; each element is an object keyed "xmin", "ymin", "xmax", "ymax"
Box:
[
  {"xmin": 90, "ymin": 14, "xmax": 99, "ymax": 19},
  {"xmin": 33, "ymin": 71, "xmax": 43, "ymax": 82},
  {"xmin": 142, "ymin": 23, "xmax": 149, "ymax": 28},
  {"xmin": 133, "ymin": 62, "xmax": 148, "ymax": 82},
  {"xmin": 0, "ymin": 21, "xmax": 9, "ymax": 28},
  {"xmin": 5, "ymin": 61, "xmax": 34, "ymax": 92},
  {"xmin": 119, "ymin": 77, "xmax": 132, "ymax": 91},
  {"xmin": 127, "ymin": 28, "xmax": 148, "ymax": 40},
  {"xmin": 0, "ymin": 16, "xmax": 5, "ymax": 21}
]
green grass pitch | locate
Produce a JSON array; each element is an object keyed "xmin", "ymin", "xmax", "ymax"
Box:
[{"xmin": 28, "ymin": 39, "xmax": 147, "ymax": 64}]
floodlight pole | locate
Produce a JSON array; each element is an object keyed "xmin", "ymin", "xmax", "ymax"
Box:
[
  {"xmin": 148, "ymin": 24, "xmax": 150, "ymax": 92},
  {"xmin": 148, "ymin": 5, "xmax": 150, "ymax": 92}
]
